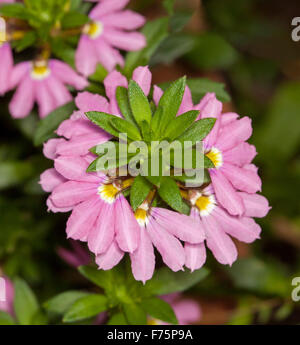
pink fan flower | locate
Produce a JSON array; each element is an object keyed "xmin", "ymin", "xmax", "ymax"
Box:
[
  {"xmin": 75, "ymin": 0, "xmax": 146, "ymax": 76},
  {"xmin": 154, "ymin": 86, "xmax": 262, "ymax": 217},
  {"xmin": 41, "ymin": 155, "xmax": 203, "ymax": 282},
  {"xmin": 182, "ymin": 186, "xmax": 270, "ymax": 270},
  {"xmin": 0, "ymin": 276, "xmax": 14, "ymax": 316},
  {"xmin": 127, "ymin": 201, "xmax": 205, "ymax": 283},
  {"xmin": 9, "ymin": 59, "xmax": 88, "ymax": 118}
]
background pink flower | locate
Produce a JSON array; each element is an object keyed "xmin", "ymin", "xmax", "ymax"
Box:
[
  {"xmin": 0, "ymin": 43, "xmax": 13, "ymax": 95},
  {"xmin": 76, "ymin": 0, "xmax": 146, "ymax": 75},
  {"xmin": 0, "ymin": 276, "xmax": 14, "ymax": 316},
  {"xmin": 9, "ymin": 59, "xmax": 87, "ymax": 118}
]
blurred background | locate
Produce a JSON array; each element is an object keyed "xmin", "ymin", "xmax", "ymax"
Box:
[{"xmin": 1, "ymin": 0, "xmax": 300, "ymax": 324}]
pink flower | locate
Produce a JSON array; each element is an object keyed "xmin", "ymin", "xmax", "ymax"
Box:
[
  {"xmin": 0, "ymin": 276, "xmax": 14, "ymax": 316},
  {"xmin": 75, "ymin": 0, "xmax": 146, "ymax": 76},
  {"xmin": 182, "ymin": 186, "xmax": 270, "ymax": 269},
  {"xmin": 128, "ymin": 204, "xmax": 205, "ymax": 283},
  {"xmin": 0, "ymin": 43, "xmax": 13, "ymax": 96},
  {"xmin": 9, "ymin": 59, "xmax": 88, "ymax": 118}
]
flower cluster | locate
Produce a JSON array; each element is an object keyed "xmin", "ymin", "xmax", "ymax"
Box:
[
  {"xmin": 40, "ymin": 66, "xmax": 270, "ymax": 283},
  {"xmin": 0, "ymin": 0, "xmax": 145, "ymax": 118}
]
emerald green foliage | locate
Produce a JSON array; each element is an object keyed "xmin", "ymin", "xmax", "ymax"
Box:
[
  {"xmin": 86, "ymin": 76, "xmax": 216, "ymax": 213},
  {"xmin": 43, "ymin": 263, "xmax": 208, "ymax": 325}
]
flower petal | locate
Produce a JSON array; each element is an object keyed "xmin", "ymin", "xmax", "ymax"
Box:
[
  {"xmin": 132, "ymin": 66, "xmax": 152, "ymax": 96},
  {"xmin": 88, "ymin": 201, "xmax": 115, "ymax": 254},
  {"xmin": 216, "ymin": 117, "xmax": 253, "ymax": 151},
  {"xmin": 51, "ymin": 181, "xmax": 97, "ymax": 208},
  {"xmin": 222, "ymin": 163, "xmax": 262, "ymax": 193},
  {"xmin": 115, "ymin": 195, "xmax": 140, "ymax": 253},
  {"xmin": 103, "ymin": 28, "xmax": 146, "ymax": 51},
  {"xmin": 185, "ymin": 243, "xmax": 206, "ymax": 272},
  {"xmin": 96, "ymin": 240, "xmax": 124, "ymax": 270},
  {"xmin": 223, "ymin": 142, "xmax": 257, "ymax": 166},
  {"xmin": 214, "ymin": 207, "xmax": 261, "ymax": 243},
  {"xmin": 39, "ymin": 168, "xmax": 65, "ymax": 192},
  {"xmin": 210, "ymin": 170, "xmax": 245, "ymax": 216},
  {"xmin": 66, "ymin": 196, "xmax": 100, "ymax": 240},
  {"xmin": 147, "ymin": 219, "xmax": 185, "ymax": 272},
  {"xmin": 202, "ymin": 215, "xmax": 237, "ymax": 265},
  {"xmin": 75, "ymin": 36, "xmax": 98, "ymax": 77},
  {"xmin": 238, "ymin": 192, "xmax": 271, "ymax": 218},
  {"xmin": 152, "ymin": 207, "xmax": 205, "ymax": 244},
  {"xmin": 101, "ymin": 10, "xmax": 145, "ymax": 30},
  {"xmin": 130, "ymin": 226, "xmax": 155, "ymax": 284},
  {"xmin": 9, "ymin": 76, "xmax": 35, "ymax": 118}
]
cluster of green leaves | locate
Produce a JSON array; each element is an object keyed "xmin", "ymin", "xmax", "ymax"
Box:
[
  {"xmin": 0, "ymin": 0, "xmax": 90, "ymax": 58},
  {"xmin": 0, "ymin": 278, "xmax": 47, "ymax": 325},
  {"xmin": 44, "ymin": 262, "xmax": 208, "ymax": 325},
  {"xmin": 85, "ymin": 77, "xmax": 215, "ymax": 214}
]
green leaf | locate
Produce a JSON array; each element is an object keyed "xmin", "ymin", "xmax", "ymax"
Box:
[
  {"xmin": 123, "ymin": 303, "xmax": 147, "ymax": 325},
  {"xmin": 13, "ymin": 31, "xmax": 37, "ymax": 52},
  {"xmin": 44, "ymin": 291, "xmax": 89, "ymax": 315},
  {"xmin": 63, "ymin": 294, "xmax": 108, "ymax": 323},
  {"xmin": 13, "ymin": 278, "xmax": 40, "ymax": 325},
  {"xmin": 0, "ymin": 311, "xmax": 15, "ymax": 325},
  {"xmin": 151, "ymin": 34, "xmax": 195, "ymax": 66},
  {"xmin": 152, "ymin": 77, "xmax": 186, "ymax": 135},
  {"xmin": 173, "ymin": 170, "xmax": 211, "ymax": 186},
  {"xmin": 177, "ymin": 118, "xmax": 216, "ymax": 147},
  {"xmin": 187, "ymin": 78, "xmax": 231, "ymax": 103},
  {"xmin": 0, "ymin": 3, "xmax": 27, "ymax": 19},
  {"xmin": 128, "ymin": 80, "xmax": 152, "ymax": 126},
  {"xmin": 130, "ymin": 175, "xmax": 152, "ymax": 211},
  {"xmin": 164, "ymin": 110, "xmax": 199, "ymax": 140},
  {"xmin": 140, "ymin": 120, "xmax": 152, "ymax": 142},
  {"xmin": 87, "ymin": 153, "xmax": 130, "ymax": 173},
  {"xmin": 116, "ymin": 86, "xmax": 136, "ymax": 124},
  {"xmin": 89, "ymin": 64, "xmax": 108, "ymax": 83},
  {"xmin": 34, "ymin": 102, "xmax": 76, "ymax": 145},
  {"xmin": 107, "ymin": 312, "xmax": 128, "ymax": 325},
  {"xmin": 85, "ymin": 111, "xmax": 120, "ymax": 137},
  {"xmin": 170, "ymin": 149, "xmax": 214, "ymax": 169},
  {"xmin": 158, "ymin": 177, "xmax": 183, "ymax": 212},
  {"xmin": 144, "ymin": 267, "xmax": 209, "ymax": 295},
  {"xmin": 163, "ymin": 0, "xmax": 175, "ymax": 15},
  {"xmin": 0, "ymin": 161, "xmax": 34, "ymax": 190},
  {"xmin": 141, "ymin": 297, "xmax": 178, "ymax": 324},
  {"xmin": 227, "ymin": 258, "xmax": 290, "ymax": 297},
  {"xmin": 110, "ymin": 117, "xmax": 142, "ymax": 141},
  {"xmin": 62, "ymin": 11, "xmax": 89, "ymax": 29},
  {"xmin": 186, "ymin": 33, "xmax": 239, "ymax": 70},
  {"xmin": 123, "ymin": 17, "xmax": 169, "ymax": 77},
  {"xmin": 256, "ymin": 82, "xmax": 300, "ymax": 161}
]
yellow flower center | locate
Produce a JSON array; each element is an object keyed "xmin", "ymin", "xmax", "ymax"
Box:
[
  {"xmin": 98, "ymin": 183, "xmax": 120, "ymax": 204},
  {"xmin": 31, "ymin": 61, "xmax": 51, "ymax": 80},
  {"xmin": 147, "ymin": 317, "xmax": 164, "ymax": 325},
  {"xmin": 195, "ymin": 194, "xmax": 216, "ymax": 216},
  {"xmin": 206, "ymin": 147, "xmax": 223, "ymax": 169},
  {"xmin": 83, "ymin": 21, "xmax": 103, "ymax": 39}
]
